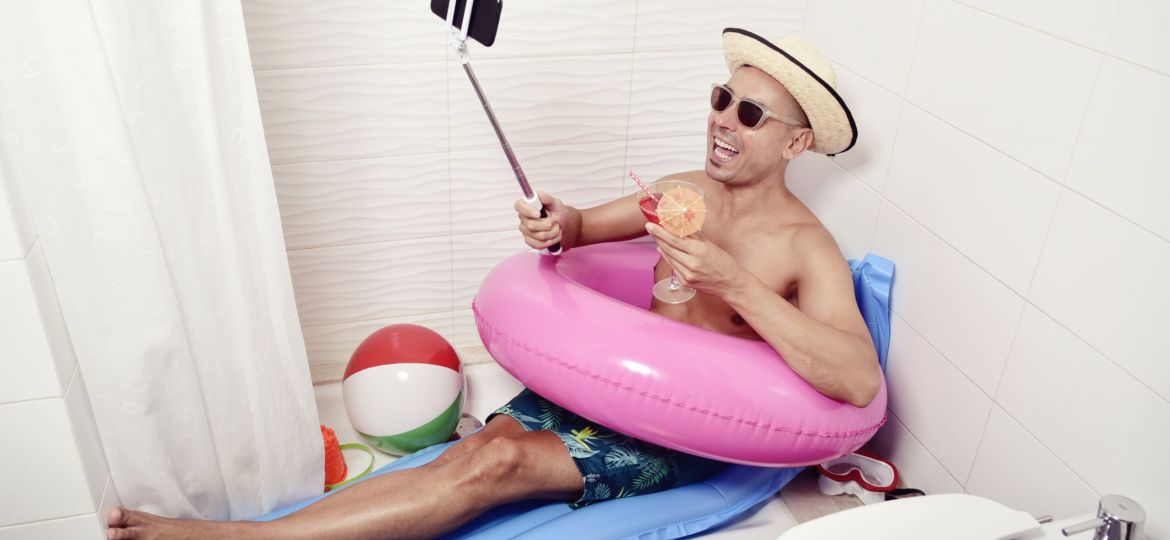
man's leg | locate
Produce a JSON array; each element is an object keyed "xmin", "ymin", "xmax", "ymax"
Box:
[{"xmin": 107, "ymin": 416, "xmax": 583, "ymax": 540}]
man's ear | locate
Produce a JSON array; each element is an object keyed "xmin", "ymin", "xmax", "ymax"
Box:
[{"xmin": 781, "ymin": 127, "xmax": 814, "ymax": 160}]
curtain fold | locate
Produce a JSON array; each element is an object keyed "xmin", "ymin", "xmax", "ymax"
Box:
[{"xmin": 0, "ymin": 0, "xmax": 322, "ymax": 519}]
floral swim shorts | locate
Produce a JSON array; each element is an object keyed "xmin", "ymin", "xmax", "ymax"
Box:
[{"xmin": 488, "ymin": 389, "xmax": 726, "ymax": 507}]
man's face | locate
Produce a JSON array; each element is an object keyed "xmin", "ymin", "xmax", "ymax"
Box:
[{"xmin": 705, "ymin": 66, "xmax": 809, "ymax": 185}]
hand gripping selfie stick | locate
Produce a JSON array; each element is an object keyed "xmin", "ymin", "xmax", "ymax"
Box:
[{"xmin": 444, "ymin": 1, "xmax": 561, "ymax": 255}]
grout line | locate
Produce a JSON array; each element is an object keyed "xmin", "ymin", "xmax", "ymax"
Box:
[
  {"xmin": 1057, "ymin": 54, "xmax": 1108, "ymax": 186},
  {"xmin": 830, "ymin": 29, "xmax": 1170, "ymax": 248},
  {"xmin": 950, "ymin": 0, "xmax": 1168, "ymax": 79},
  {"xmin": 886, "ymin": 201, "xmax": 1170, "ymax": 407},
  {"xmin": 1024, "ymin": 300, "xmax": 1170, "ymax": 406},
  {"xmin": 966, "ymin": 302, "xmax": 1029, "ymax": 486},
  {"xmin": 900, "ymin": 0, "xmax": 932, "ymax": 96},
  {"xmin": 620, "ymin": 0, "xmax": 640, "ymax": 196},
  {"xmin": 446, "ymin": 37, "xmax": 456, "ymax": 320},
  {"xmin": 994, "ymin": 403, "xmax": 1111, "ymax": 500},
  {"xmin": 882, "ymin": 410, "xmax": 968, "ymax": 491},
  {"xmin": 889, "ymin": 309, "xmax": 996, "ymax": 404}
]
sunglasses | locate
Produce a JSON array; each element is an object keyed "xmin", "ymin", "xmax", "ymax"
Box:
[{"xmin": 710, "ymin": 84, "xmax": 807, "ymax": 129}]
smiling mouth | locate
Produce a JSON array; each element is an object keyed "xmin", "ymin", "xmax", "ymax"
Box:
[{"xmin": 712, "ymin": 137, "xmax": 740, "ymax": 161}]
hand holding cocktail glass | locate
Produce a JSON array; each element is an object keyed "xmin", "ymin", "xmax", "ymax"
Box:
[{"xmin": 630, "ymin": 171, "xmax": 708, "ymax": 304}]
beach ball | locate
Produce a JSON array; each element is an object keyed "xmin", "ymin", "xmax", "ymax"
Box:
[{"xmin": 342, "ymin": 324, "xmax": 464, "ymax": 455}]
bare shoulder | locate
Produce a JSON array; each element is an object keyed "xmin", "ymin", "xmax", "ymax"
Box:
[{"xmin": 792, "ymin": 221, "xmax": 849, "ymax": 278}]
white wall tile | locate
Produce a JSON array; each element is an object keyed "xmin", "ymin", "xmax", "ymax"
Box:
[
  {"xmin": 828, "ymin": 64, "xmax": 903, "ymax": 192},
  {"xmin": 996, "ymin": 306, "xmax": 1170, "ymax": 535},
  {"xmin": 866, "ymin": 414, "xmax": 966, "ymax": 496},
  {"xmin": 871, "ymin": 203, "xmax": 1025, "ymax": 394},
  {"xmin": 636, "ymin": 0, "xmax": 805, "ymax": 52},
  {"xmin": 242, "ymin": 0, "xmax": 446, "ymax": 69},
  {"xmin": 470, "ymin": 0, "xmax": 636, "ymax": 60},
  {"xmin": 884, "ymin": 105, "xmax": 1060, "ymax": 293},
  {"xmin": 0, "ymin": 249, "xmax": 71, "ymax": 404},
  {"xmin": 0, "ymin": 174, "xmax": 36, "ymax": 262},
  {"xmin": 627, "ymin": 51, "xmax": 728, "ymax": 141},
  {"xmin": 1029, "ymin": 192, "xmax": 1170, "ymax": 401},
  {"xmin": 64, "ymin": 371, "xmax": 108, "ymax": 509},
  {"xmin": 302, "ymin": 311, "xmax": 455, "ymax": 383},
  {"xmin": 954, "ymin": 0, "xmax": 1119, "ymax": 50},
  {"xmin": 883, "ymin": 314, "xmax": 992, "ymax": 481},
  {"xmin": 0, "ymin": 514, "xmax": 103, "ymax": 540},
  {"xmin": 1106, "ymin": 0, "xmax": 1170, "ymax": 75},
  {"xmin": 449, "ymin": 54, "xmax": 632, "ymax": 151},
  {"xmin": 273, "ymin": 153, "xmax": 451, "ymax": 250},
  {"xmin": 449, "ymin": 141, "xmax": 625, "ymax": 235},
  {"xmin": 255, "ymin": 62, "xmax": 448, "ymax": 165},
  {"xmin": 287, "ymin": 237, "xmax": 453, "ymax": 327},
  {"xmin": 97, "ymin": 475, "xmax": 120, "ymax": 540},
  {"xmin": 1065, "ymin": 59, "xmax": 1170, "ymax": 241},
  {"xmin": 966, "ymin": 405, "xmax": 1100, "ymax": 520},
  {"xmin": 452, "ymin": 230, "xmax": 524, "ymax": 307},
  {"xmin": 786, "ymin": 156, "xmax": 881, "ymax": 261},
  {"xmin": 0, "ymin": 399, "xmax": 94, "ymax": 525},
  {"xmin": 804, "ymin": 0, "xmax": 926, "ymax": 95},
  {"xmin": 623, "ymin": 135, "xmax": 708, "ymax": 196},
  {"xmin": 906, "ymin": 0, "xmax": 1100, "ymax": 180}
]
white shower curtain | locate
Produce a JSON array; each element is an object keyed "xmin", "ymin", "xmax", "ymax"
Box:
[{"xmin": 0, "ymin": 1, "xmax": 322, "ymax": 519}]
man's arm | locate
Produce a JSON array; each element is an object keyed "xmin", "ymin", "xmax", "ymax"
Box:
[
  {"xmin": 647, "ymin": 224, "xmax": 882, "ymax": 407},
  {"xmin": 518, "ymin": 173, "xmax": 700, "ymax": 251},
  {"xmin": 723, "ymin": 232, "xmax": 881, "ymax": 407}
]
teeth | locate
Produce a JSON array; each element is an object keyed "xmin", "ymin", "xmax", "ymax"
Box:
[{"xmin": 714, "ymin": 138, "xmax": 739, "ymax": 153}]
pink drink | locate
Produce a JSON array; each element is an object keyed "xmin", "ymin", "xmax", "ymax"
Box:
[{"xmin": 639, "ymin": 193, "xmax": 662, "ymax": 224}]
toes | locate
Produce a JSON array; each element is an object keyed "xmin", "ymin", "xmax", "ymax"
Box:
[{"xmin": 107, "ymin": 525, "xmax": 135, "ymax": 540}]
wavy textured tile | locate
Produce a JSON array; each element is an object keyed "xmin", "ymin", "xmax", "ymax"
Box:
[
  {"xmin": 288, "ymin": 237, "xmax": 453, "ymax": 327},
  {"xmin": 636, "ymin": 0, "xmax": 805, "ymax": 52},
  {"xmin": 255, "ymin": 62, "xmax": 448, "ymax": 165},
  {"xmin": 627, "ymin": 51, "xmax": 727, "ymax": 141},
  {"xmin": 448, "ymin": 54, "xmax": 632, "ymax": 151},
  {"xmin": 451, "ymin": 230, "xmax": 524, "ymax": 307},
  {"xmin": 242, "ymin": 0, "xmax": 446, "ymax": 69},
  {"xmin": 449, "ymin": 140, "xmax": 625, "ymax": 235},
  {"xmin": 472, "ymin": 0, "xmax": 635, "ymax": 60},
  {"xmin": 452, "ymin": 309, "xmax": 486, "ymax": 351},
  {"xmin": 622, "ymin": 135, "xmax": 708, "ymax": 195},
  {"xmin": 303, "ymin": 311, "xmax": 455, "ymax": 383},
  {"xmin": 273, "ymin": 153, "xmax": 451, "ymax": 250}
]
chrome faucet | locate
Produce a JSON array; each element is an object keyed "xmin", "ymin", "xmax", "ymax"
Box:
[{"xmin": 1062, "ymin": 495, "xmax": 1145, "ymax": 539}]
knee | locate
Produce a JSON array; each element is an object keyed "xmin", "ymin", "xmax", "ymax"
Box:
[{"xmin": 465, "ymin": 436, "xmax": 526, "ymax": 483}]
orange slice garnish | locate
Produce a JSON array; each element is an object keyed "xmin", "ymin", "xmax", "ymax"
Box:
[{"xmin": 656, "ymin": 186, "xmax": 706, "ymax": 237}]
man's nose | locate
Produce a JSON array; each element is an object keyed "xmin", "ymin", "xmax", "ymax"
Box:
[{"xmin": 712, "ymin": 104, "xmax": 738, "ymax": 131}]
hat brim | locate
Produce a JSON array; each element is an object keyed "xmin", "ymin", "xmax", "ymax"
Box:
[{"xmin": 722, "ymin": 28, "xmax": 857, "ymax": 155}]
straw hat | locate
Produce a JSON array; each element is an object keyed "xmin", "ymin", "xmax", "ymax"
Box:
[{"xmin": 722, "ymin": 28, "xmax": 857, "ymax": 155}]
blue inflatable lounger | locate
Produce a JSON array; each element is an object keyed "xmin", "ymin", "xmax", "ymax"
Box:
[{"xmin": 257, "ymin": 254, "xmax": 894, "ymax": 539}]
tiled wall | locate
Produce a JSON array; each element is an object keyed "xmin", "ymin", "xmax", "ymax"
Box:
[
  {"xmin": 797, "ymin": 0, "xmax": 1168, "ymax": 535},
  {"xmin": 241, "ymin": 0, "xmax": 805, "ymax": 382},
  {"xmin": 0, "ymin": 172, "xmax": 118, "ymax": 537}
]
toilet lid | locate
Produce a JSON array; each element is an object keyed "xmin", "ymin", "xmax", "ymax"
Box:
[{"xmin": 777, "ymin": 493, "xmax": 1041, "ymax": 540}]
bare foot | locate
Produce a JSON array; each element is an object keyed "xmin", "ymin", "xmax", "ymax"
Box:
[{"xmin": 106, "ymin": 507, "xmax": 258, "ymax": 540}]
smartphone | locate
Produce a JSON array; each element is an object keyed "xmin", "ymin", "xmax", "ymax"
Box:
[{"xmin": 430, "ymin": 0, "xmax": 502, "ymax": 47}]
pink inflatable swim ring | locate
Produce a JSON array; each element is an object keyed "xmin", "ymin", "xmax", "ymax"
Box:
[{"xmin": 472, "ymin": 241, "xmax": 887, "ymax": 467}]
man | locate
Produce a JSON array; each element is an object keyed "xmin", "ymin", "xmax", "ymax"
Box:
[{"xmin": 107, "ymin": 29, "xmax": 880, "ymax": 540}]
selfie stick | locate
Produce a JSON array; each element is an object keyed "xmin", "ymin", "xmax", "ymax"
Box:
[{"xmin": 445, "ymin": 1, "xmax": 561, "ymax": 255}]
